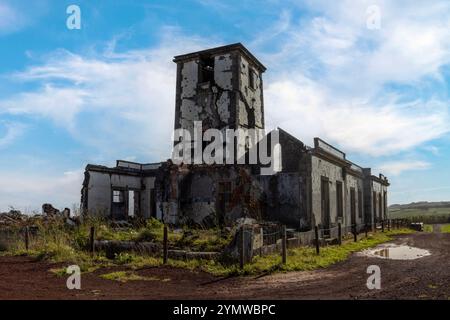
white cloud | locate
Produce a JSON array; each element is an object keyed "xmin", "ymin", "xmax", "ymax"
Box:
[
  {"xmin": 257, "ymin": 0, "xmax": 450, "ymax": 155},
  {"xmin": 0, "ymin": 169, "xmax": 84, "ymax": 213},
  {"xmin": 377, "ymin": 160, "xmax": 431, "ymax": 176},
  {"xmin": 0, "ymin": 121, "xmax": 26, "ymax": 148},
  {"xmin": 0, "ymin": 30, "xmax": 216, "ymax": 159}
]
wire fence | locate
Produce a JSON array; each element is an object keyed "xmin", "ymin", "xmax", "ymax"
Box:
[{"xmin": 238, "ymin": 218, "xmax": 412, "ymax": 268}]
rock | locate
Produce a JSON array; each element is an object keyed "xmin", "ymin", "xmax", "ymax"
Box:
[{"xmin": 42, "ymin": 203, "xmax": 60, "ymax": 217}]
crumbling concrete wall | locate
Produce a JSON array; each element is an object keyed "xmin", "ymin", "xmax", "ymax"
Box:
[
  {"xmin": 362, "ymin": 168, "xmax": 389, "ymax": 225},
  {"xmin": 81, "ymin": 165, "xmax": 156, "ymax": 219},
  {"xmin": 310, "ymin": 155, "xmax": 344, "ymax": 228},
  {"xmin": 155, "ymin": 162, "xmax": 264, "ymax": 227},
  {"xmin": 372, "ymin": 180, "xmax": 388, "ymax": 221},
  {"xmin": 175, "ymin": 53, "xmax": 237, "ymax": 134},
  {"xmin": 258, "ymin": 173, "xmax": 308, "ymax": 229},
  {"xmin": 238, "ymin": 55, "xmax": 263, "ymax": 129},
  {"xmin": 345, "ymin": 172, "xmax": 364, "ymax": 226}
]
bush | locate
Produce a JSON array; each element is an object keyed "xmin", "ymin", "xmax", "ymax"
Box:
[
  {"xmin": 134, "ymin": 228, "xmax": 157, "ymax": 242},
  {"xmin": 114, "ymin": 252, "xmax": 135, "ymax": 265},
  {"xmin": 0, "ymin": 240, "xmax": 9, "ymax": 252}
]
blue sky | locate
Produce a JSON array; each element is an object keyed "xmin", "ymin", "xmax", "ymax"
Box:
[{"xmin": 0, "ymin": 0, "xmax": 449, "ymax": 212}]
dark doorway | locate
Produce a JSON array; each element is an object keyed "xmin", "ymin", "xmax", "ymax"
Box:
[
  {"xmin": 358, "ymin": 189, "xmax": 363, "ymax": 220},
  {"xmin": 373, "ymin": 191, "xmax": 377, "ymax": 223},
  {"xmin": 321, "ymin": 177, "xmax": 330, "ymax": 232},
  {"xmin": 150, "ymin": 188, "xmax": 157, "ymax": 218},
  {"xmin": 217, "ymin": 181, "xmax": 232, "ymax": 225},
  {"xmin": 336, "ymin": 181, "xmax": 343, "ymax": 219},
  {"xmin": 112, "ymin": 189, "xmax": 126, "ymax": 220},
  {"xmin": 378, "ymin": 193, "xmax": 383, "ymax": 221},
  {"xmin": 350, "ymin": 188, "xmax": 356, "ymax": 225}
]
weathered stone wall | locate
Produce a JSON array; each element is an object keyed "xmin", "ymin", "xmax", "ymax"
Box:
[
  {"xmin": 310, "ymin": 155, "xmax": 344, "ymax": 228},
  {"xmin": 82, "ymin": 168, "xmax": 156, "ymax": 219},
  {"xmin": 155, "ymin": 164, "xmax": 263, "ymax": 227},
  {"xmin": 345, "ymin": 173, "xmax": 364, "ymax": 226},
  {"xmin": 237, "ymin": 55, "xmax": 263, "ymax": 129},
  {"xmin": 258, "ymin": 173, "xmax": 308, "ymax": 229},
  {"xmin": 175, "ymin": 53, "xmax": 238, "ymax": 133}
]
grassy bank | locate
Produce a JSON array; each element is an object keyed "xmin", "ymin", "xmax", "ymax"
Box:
[
  {"xmin": 53, "ymin": 228, "xmax": 413, "ymax": 278},
  {"xmin": 1, "ymin": 219, "xmax": 413, "ymax": 278}
]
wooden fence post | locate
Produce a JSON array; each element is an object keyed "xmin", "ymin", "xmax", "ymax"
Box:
[
  {"xmin": 381, "ymin": 220, "xmax": 385, "ymax": 233},
  {"xmin": 388, "ymin": 219, "xmax": 391, "ymax": 231},
  {"xmin": 163, "ymin": 224, "xmax": 168, "ymax": 264},
  {"xmin": 365, "ymin": 224, "xmax": 368, "ymax": 238},
  {"xmin": 314, "ymin": 226, "xmax": 320, "ymax": 255},
  {"xmin": 89, "ymin": 226, "xmax": 95, "ymax": 255},
  {"xmin": 281, "ymin": 225, "xmax": 287, "ymax": 264},
  {"xmin": 353, "ymin": 224, "xmax": 357, "ymax": 242},
  {"xmin": 338, "ymin": 222, "xmax": 342, "ymax": 246},
  {"xmin": 240, "ymin": 226, "xmax": 245, "ymax": 269},
  {"xmin": 24, "ymin": 226, "xmax": 29, "ymax": 251}
]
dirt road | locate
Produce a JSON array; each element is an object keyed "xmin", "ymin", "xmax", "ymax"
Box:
[{"xmin": 0, "ymin": 231, "xmax": 448, "ymax": 300}]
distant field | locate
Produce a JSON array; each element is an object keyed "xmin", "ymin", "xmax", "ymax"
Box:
[
  {"xmin": 389, "ymin": 207, "xmax": 450, "ymax": 223},
  {"xmin": 389, "ymin": 207, "xmax": 450, "ymax": 218}
]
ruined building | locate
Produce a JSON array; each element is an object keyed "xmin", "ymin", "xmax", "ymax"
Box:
[{"xmin": 81, "ymin": 43, "xmax": 389, "ymax": 231}]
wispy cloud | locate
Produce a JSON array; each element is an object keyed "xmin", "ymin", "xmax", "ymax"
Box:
[
  {"xmin": 378, "ymin": 160, "xmax": 431, "ymax": 176},
  {"xmin": 0, "ymin": 29, "xmax": 215, "ymax": 160},
  {"xmin": 256, "ymin": 0, "xmax": 450, "ymax": 155},
  {"xmin": 0, "ymin": 121, "xmax": 26, "ymax": 148},
  {"xmin": 0, "ymin": 169, "xmax": 84, "ymax": 213}
]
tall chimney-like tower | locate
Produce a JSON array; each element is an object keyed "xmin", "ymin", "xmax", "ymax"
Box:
[{"xmin": 173, "ymin": 43, "xmax": 266, "ymax": 134}]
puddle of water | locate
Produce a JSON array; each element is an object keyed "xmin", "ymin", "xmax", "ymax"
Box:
[{"xmin": 359, "ymin": 244, "xmax": 431, "ymax": 260}]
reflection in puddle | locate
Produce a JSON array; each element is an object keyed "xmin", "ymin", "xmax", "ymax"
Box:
[{"xmin": 359, "ymin": 244, "xmax": 431, "ymax": 260}]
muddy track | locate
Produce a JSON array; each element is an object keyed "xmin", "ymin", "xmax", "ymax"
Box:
[{"xmin": 0, "ymin": 231, "xmax": 448, "ymax": 300}]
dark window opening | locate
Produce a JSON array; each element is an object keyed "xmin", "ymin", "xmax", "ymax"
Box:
[
  {"xmin": 350, "ymin": 187, "xmax": 356, "ymax": 225},
  {"xmin": 199, "ymin": 55, "xmax": 214, "ymax": 83},
  {"xmin": 358, "ymin": 189, "xmax": 363, "ymax": 219},
  {"xmin": 336, "ymin": 181, "xmax": 343, "ymax": 218},
  {"xmin": 378, "ymin": 192, "xmax": 382, "ymax": 220},
  {"xmin": 321, "ymin": 177, "xmax": 330, "ymax": 233},
  {"xmin": 373, "ymin": 191, "xmax": 377, "ymax": 222},
  {"xmin": 218, "ymin": 181, "xmax": 232, "ymax": 225},
  {"xmin": 249, "ymin": 68, "xmax": 256, "ymax": 89}
]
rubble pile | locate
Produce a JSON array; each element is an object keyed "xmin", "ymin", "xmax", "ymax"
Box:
[
  {"xmin": 0, "ymin": 210, "xmax": 28, "ymax": 227},
  {"xmin": 0, "ymin": 204, "xmax": 80, "ymax": 228}
]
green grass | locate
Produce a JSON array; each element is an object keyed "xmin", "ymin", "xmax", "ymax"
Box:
[
  {"xmin": 228, "ymin": 228, "xmax": 413, "ymax": 276},
  {"xmin": 423, "ymin": 224, "xmax": 434, "ymax": 232},
  {"xmin": 98, "ymin": 228, "xmax": 413, "ymax": 277},
  {"xmin": 441, "ymin": 224, "xmax": 450, "ymax": 233},
  {"xmin": 0, "ymin": 216, "xmax": 414, "ymax": 278},
  {"xmin": 100, "ymin": 271, "xmax": 170, "ymax": 283}
]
